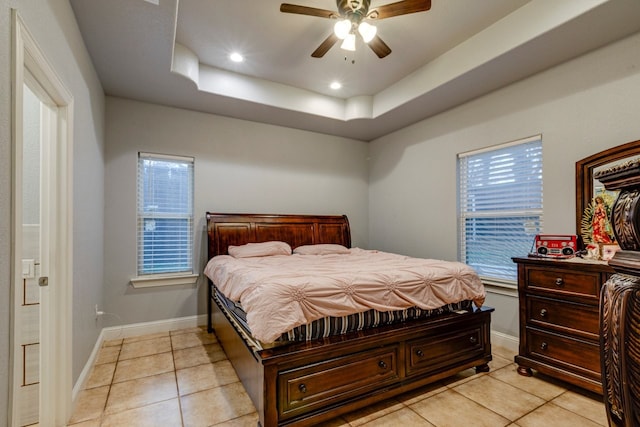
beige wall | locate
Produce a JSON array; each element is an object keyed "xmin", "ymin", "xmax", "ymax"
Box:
[
  {"xmin": 369, "ymin": 31, "xmax": 640, "ymax": 338},
  {"xmin": 103, "ymin": 97, "xmax": 369, "ymax": 326}
]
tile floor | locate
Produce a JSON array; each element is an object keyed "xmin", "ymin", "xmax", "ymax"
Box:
[{"xmin": 67, "ymin": 326, "xmax": 608, "ymax": 427}]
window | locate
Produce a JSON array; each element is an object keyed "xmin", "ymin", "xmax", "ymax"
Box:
[
  {"xmin": 458, "ymin": 136, "xmax": 543, "ymax": 284},
  {"xmin": 136, "ymin": 152, "xmax": 194, "ymax": 277}
]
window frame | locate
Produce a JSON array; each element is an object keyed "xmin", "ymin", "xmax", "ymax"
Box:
[
  {"xmin": 131, "ymin": 152, "xmax": 198, "ymax": 288},
  {"xmin": 457, "ymin": 135, "xmax": 543, "ymax": 288}
]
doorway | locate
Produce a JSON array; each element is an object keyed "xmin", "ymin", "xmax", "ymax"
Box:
[{"xmin": 11, "ymin": 11, "xmax": 73, "ymax": 427}]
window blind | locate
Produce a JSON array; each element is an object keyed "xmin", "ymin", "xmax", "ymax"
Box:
[
  {"xmin": 458, "ymin": 136, "xmax": 543, "ymax": 282},
  {"xmin": 137, "ymin": 153, "xmax": 194, "ymax": 275}
]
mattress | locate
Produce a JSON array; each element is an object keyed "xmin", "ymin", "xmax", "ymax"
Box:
[{"xmin": 214, "ymin": 286, "xmax": 474, "ymax": 345}]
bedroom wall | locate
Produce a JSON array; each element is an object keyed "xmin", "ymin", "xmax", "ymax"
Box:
[
  {"xmin": 369, "ymin": 31, "xmax": 640, "ymax": 340},
  {"xmin": 0, "ymin": 0, "xmax": 106, "ymax": 418},
  {"xmin": 103, "ymin": 97, "xmax": 369, "ymax": 326}
]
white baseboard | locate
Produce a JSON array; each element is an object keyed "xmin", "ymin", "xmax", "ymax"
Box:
[
  {"xmin": 491, "ymin": 330, "xmax": 519, "ymax": 356},
  {"xmin": 101, "ymin": 314, "xmax": 207, "ymax": 341},
  {"xmin": 72, "ymin": 314, "xmax": 207, "ymax": 403}
]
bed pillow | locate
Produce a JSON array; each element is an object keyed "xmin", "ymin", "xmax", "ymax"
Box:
[
  {"xmin": 293, "ymin": 244, "xmax": 350, "ymax": 255},
  {"xmin": 228, "ymin": 241, "xmax": 292, "ymax": 258}
]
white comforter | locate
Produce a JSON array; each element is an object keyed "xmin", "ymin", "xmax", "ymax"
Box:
[{"xmin": 204, "ymin": 248, "xmax": 485, "ymax": 343}]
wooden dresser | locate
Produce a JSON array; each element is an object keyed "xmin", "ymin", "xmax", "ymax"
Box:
[{"xmin": 512, "ymin": 256, "xmax": 614, "ymax": 394}]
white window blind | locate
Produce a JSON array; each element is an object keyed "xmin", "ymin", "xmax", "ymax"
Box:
[
  {"xmin": 137, "ymin": 153, "xmax": 194, "ymax": 276},
  {"xmin": 458, "ymin": 136, "xmax": 543, "ymax": 283}
]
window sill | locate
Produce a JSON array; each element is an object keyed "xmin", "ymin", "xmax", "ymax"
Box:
[
  {"xmin": 130, "ymin": 273, "xmax": 199, "ymax": 288},
  {"xmin": 481, "ymin": 278, "xmax": 518, "ymax": 297}
]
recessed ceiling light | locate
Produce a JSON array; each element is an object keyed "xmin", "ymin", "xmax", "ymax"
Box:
[
  {"xmin": 229, "ymin": 52, "xmax": 244, "ymax": 63},
  {"xmin": 330, "ymin": 81, "xmax": 342, "ymax": 90}
]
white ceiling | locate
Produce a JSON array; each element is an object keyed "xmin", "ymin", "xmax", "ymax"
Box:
[{"xmin": 70, "ymin": 0, "xmax": 640, "ymax": 141}]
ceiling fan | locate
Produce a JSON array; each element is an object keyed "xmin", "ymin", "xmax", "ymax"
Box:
[{"xmin": 280, "ymin": 0, "xmax": 432, "ymax": 58}]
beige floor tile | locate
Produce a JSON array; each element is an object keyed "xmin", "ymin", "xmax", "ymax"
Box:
[
  {"xmin": 103, "ymin": 338, "xmax": 123, "ymax": 347},
  {"xmin": 360, "ymin": 407, "xmax": 435, "ymax": 426},
  {"xmin": 66, "ymin": 419, "xmax": 101, "ymax": 427},
  {"xmin": 453, "ymin": 375, "xmax": 545, "ymax": 421},
  {"xmin": 123, "ymin": 331, "xmax": 170, "ymax": 344},
  {"xmin": 211, "ymin": 412, "xmax": 260, "ymax": 427},
  {"xmin": 177, "ymin": 359, "xmax": 239, "ymax": 396},
  {"xmin": 67, "ymin": 386, "xmax": 109, "ymax": 424},
  {"xmin": 85, "ymin": 362, "xmax": 116, "ymax": 389},
  {"xmin": 171, "ymin": 325, "xmax": 209, "ymax": 336},
  {"xmin": 493, "ymin": 345, "xmax": 517, "ymax": 360},
  {"xmin": 551, "ymin": 390, "xmax": 607, "ymax": 426},
  {"xmin": 180, "ymin": 382, "xmax": 256, "ymax": 427},
  {"xmin": 171, "ymin": 331, "xmax": 218, "ymax": 350},
  {"xmin": 489, "ymin": 354, "xmax": 514, "ymax": 370},
  {"xmin": 396, "ymin": 381, "xmax": 448, "ymax": 405},
  {"xmin": 95, "ymin": 346, "xmax": 120, "ymax": 365},
  {"xmin": 101, "ymin": 398, "xmax": 183, "ymax": 427},
  {"xmin": 441, "ymin": 367, "xmax": 483, "ymax": 387},
  {"xmin": 104, "ymin": 372, "xmax": 178, "ymax": 415},
  {"xmin": 342, "ymin": 398, "xmax": 405, "ymax": 426},
  {"xmin": 410, "ymin": 389, "xmax": 511, "ymax": 427},
  {"xmin": 489, "ymin": 365, "xmax": 567, "ymax": 401},
  {"xmin": 119, "ymin": 336, "xmax": 172, "ymax": 360},
  {"xmin": 173, "ymin": 343, "xmax": 227, "ymax": 370},
  {"xmin": 113, "ymin": 352, "xmax": 175, "ymax": 383},
  {"xmin": 516, "ymin": 402, "xmax": 601, "ymax": 427},
  {"xmin": 71, "ymin": 326, "xmax": 591, "ymax": 426}
]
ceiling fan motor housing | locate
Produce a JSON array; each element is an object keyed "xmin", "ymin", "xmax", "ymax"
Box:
[{"xmin": 337, "ymin": 0, "xmax": 371, "ymax": 22}]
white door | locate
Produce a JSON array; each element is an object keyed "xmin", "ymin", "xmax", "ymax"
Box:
[
  {"xmin": 12, "ymin": 81, "xmax": 47, "ymax": 427},
  {"xmin": 11, "ymin": 11, "xmax": 73, "ymax": 427}
]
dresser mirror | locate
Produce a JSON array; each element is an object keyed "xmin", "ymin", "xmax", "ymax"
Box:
[{"xmin": 576, "ymin": 139, "xmax": 640, "ymax": 245}]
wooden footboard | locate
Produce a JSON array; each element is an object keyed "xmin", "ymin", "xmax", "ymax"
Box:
[{"xmin": 211, "ymin": 296, "xmax": 493, "ymax": 427}]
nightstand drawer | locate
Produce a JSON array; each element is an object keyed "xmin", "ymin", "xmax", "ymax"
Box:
[
  {"xmin": 526, "ymin": 328, "xmax": 600, "ymax": 378},
  {"xmin": 527, "ymin": 295, "xmax": 599, "ymax": 340},
  {"xmin": 526, "ymin": 268, "xmax": 600, "ymax": 299}
]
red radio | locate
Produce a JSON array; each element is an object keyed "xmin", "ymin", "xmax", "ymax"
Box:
[{"xmin": 534, "ymin": 234, "xmax": 577, "ymax": 258}]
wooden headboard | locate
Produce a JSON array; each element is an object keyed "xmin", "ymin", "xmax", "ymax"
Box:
[{"xmin": 206, "ymin": 212, "xmax": 351, "ymax": 259}]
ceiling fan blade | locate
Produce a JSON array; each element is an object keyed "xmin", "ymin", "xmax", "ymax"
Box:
[
  {"xmin": 368, "ymin": 0, "xmax": 431, "ymax": 20},
  {"xmin": 280, "ymin": 3, "xmax": 338, "ymax": 19},
  {"xmin": 368, "ymin": 35, "xmax": 392, "ymax": 58},
  {"xmin": 311, "ymin": 33, "xmax": 339, "ymax": 58}
]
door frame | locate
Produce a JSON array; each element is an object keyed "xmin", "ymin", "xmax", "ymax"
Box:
[{"xmin": 10, "ymin": 10, "xmax": 74, "ymax": 426}]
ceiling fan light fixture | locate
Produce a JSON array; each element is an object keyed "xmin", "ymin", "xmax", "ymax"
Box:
[
  {"xmin": 358, "ymin": 21, "xmax": 377, "ymax": 43},
  {"xmin": 340, "ymin": 33, "xmax": 356, "ymax": 51},
  {"xmin": 334, "ymin": 19, "xmax": 351, "ymax": 39}
]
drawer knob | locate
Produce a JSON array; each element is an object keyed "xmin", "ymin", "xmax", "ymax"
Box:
[
  {"xmin": 555, "ymin": 278, "xmax": 564, "ymax": 287},
  {"xmin": 416, "ymin": 349, "xmax": 424, "ymax": 357},
  {"xmin": 540, "ymin": 308, "xmax": 548, "ymax": 317},
  {"xmin": 378, "ymin": 360, "xmax": 387, "ymax": 369},
  {"xmin": 298, "ymin": 383, "xmax": 307, "ymax": 393},
  {"xmin": 469, "ymin": 336, "xmax": 477, "ymax": 344},
  {"xmin": 540, "ymin": 342, "xmax": 548, "ymax": 351}
]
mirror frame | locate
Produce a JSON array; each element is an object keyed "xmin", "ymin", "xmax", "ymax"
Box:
[{"xmin": 576, "ymin": 139, "xmax": 640, "ymax": 240}]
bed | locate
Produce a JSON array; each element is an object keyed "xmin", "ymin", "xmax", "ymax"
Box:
[{"xmin": 205, "ymin": 212, "xmax": 493, "ymax": 426}]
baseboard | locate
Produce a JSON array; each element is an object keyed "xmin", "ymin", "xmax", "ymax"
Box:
[
  {"xmin": 72, "ymin": 314, "xmax": 207, "ymax": 403},
  {"xmin": 101, "ymin": 314, "xmax": 207, "ymax": 341},
  {"xmin": 491, "ymin": 330, "xmax": 519, "ymax": 356}
]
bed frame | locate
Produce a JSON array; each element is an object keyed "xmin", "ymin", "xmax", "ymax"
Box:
[{"xmin": 206, "ymin": 212, "xmax": 493, "ymax": 427}]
